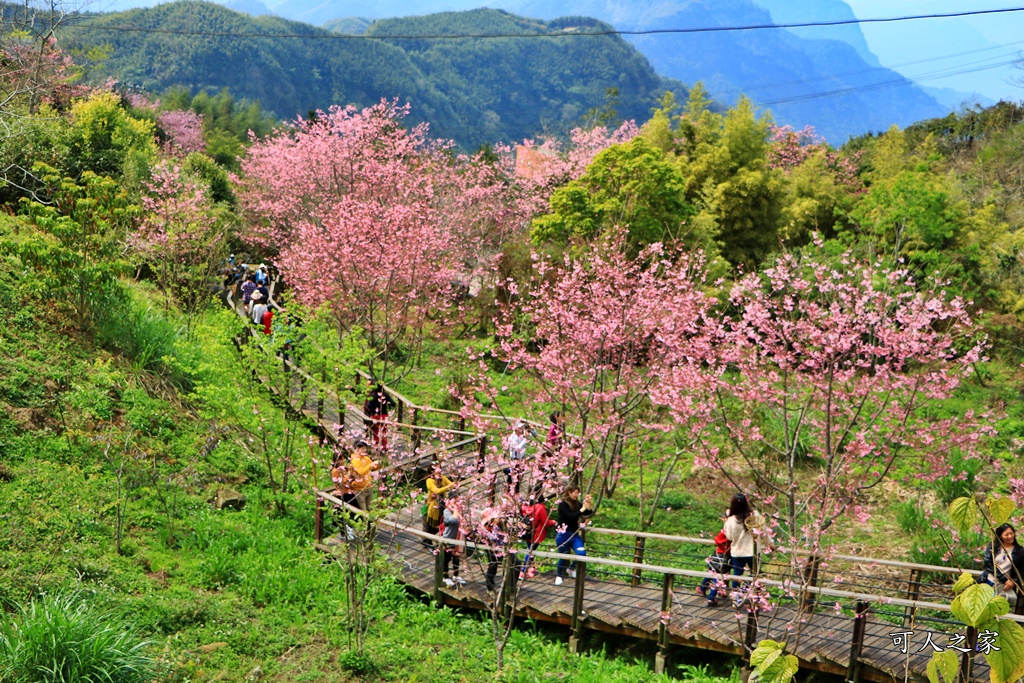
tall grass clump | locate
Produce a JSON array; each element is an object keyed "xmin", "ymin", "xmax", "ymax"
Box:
[
  {"xmin": 0, "ymin": 592, "xmax": 157, "ymax": 683},
  {"xmin": 92, "ymin": 280, "xmax": 192, "ymax": 388}
]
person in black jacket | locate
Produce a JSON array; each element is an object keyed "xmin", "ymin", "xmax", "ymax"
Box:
[
  {"xmin": 554, "ymin": 485, "xmax": 593, "ymax": 586},
  {"xmin": 981, "ymin": 523, "xmax": 1024, "ymax": 605}
]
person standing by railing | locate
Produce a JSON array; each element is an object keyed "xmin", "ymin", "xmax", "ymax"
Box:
[
  {"xmin": 504, "ymin": 421, "xmax": 532, "ymax": 494},
  {"xmin": 363, "ymin": 383, "xmax": 395, "ymax": 452},
  {"xmin": 518, "ymin": 487, "xmax": 555, "ymax": 580},
  {"xmin": 722, "ymin": 493, "xmax": 756, "ymax": 608},
  {"xmin": 346, "ymin": 441, "xmax": 379, "ymax": 512},
  {"xmin": 981, "ymin": 523, "xmax": 1024, "ymax": 605},
  {"xmin": 554, "ymin": 485, "xmax": 593, "ymax": 586},
  {"xmin": 441, "ymin": 495, "xmax": 466, "ymax": 587},
  {"xmin": 250, "ymin": 290, "xmax": 268, "ymax": 326},
  {"xmin": 423, "ymin": 463, "xmax": 455, "ymax": 548}
]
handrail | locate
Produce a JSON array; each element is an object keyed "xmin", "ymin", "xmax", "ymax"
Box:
[
  {"xmin": 315, "ymin": 488, "xmax": 1024, "ymax": 622},
  {"xmin": 587, "ymin": 527, "xmax": 970, "ymax": 576}
]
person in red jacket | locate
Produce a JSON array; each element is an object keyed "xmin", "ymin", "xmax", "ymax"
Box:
[
  {"xmin": 262, "ymin": 307, "xmax": 273, "ymax": 336},
  {"xmin": 518, "ymin": 487, "xmax": 555, "ymax": 580}
]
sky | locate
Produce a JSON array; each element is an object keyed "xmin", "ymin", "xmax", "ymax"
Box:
[{"xmin": 843, "ymin": 0, "xmax": 1024, "ymax": 103}]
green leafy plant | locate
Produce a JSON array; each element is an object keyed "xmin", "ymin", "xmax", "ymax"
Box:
[
  {"xmin": 749, "ymin": 640, "xmax": 799, "ymax": 683},
  {"xmin": 0, "ymin": 592, "xmax": 158, "ymax": 683},
  {"xmin": 928, "ymin": 494, "xmax": 1024, "ymax": 683}
]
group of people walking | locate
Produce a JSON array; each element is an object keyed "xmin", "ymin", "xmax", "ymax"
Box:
[{"xmin": 422, "ymin": 455, "xmax": 595, "ymax": 590}]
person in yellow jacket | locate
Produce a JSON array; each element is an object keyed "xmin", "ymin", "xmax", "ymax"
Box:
[
  {"xmin": 344, "ymin": 442, "xmax": 379, "ymax": 511},
  {"xmin": 422, "ymin": 462, "xmax": 455, "ymax": 548}
]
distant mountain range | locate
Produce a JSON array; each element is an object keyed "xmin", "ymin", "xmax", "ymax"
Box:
[
  {"xmin": 204, "ymin": 0, "xmax": 953, "ymax": 141},
  {"xmin": 61, "ymin": 0, "xmax": 989, "ymax": 142},
  {"xmin": 62, "ymin": 3, "xmax": 679, "ymax": 149}
]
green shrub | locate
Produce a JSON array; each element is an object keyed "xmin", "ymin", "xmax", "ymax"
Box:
[
  {"xmin": 895, "ymin": 500, "xmax": 927, "ymax": 533},
  {"xmin": 932, "ymin": 451, "xmax": 986, "ymax": 505},
  {"xmin": 0, "ymin": 592, "xmax": 157, "ymax": 683}
]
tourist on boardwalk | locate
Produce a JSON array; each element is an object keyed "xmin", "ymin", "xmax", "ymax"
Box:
[
  {"xmin": 981, "ymin": 523, "xmax": 1024, "ymax": 605},
  {"xmin": 329, "ymin": 458, "xmax": 357, "ymax": 541},
  {"xmin": 554, "ymin": 485, "xmax": 593, "ymax": 586},
  {"xmin": 250, "ymin": 291, "xmax": 268, "ymax": 327},
  {"xmin": 441, "ymin": 495, "xmax": 466, "ymax": 587},
  {"xmin": 504, "ymin": 421, "xmax": 532, "ymax": 493},
  {"xmin": 697, "ymin": 530, "xmax": 732, "ymax": 604},
  {"xmin": 479, "ymin": 506, "xmax": 507, "ymax": 592},
  {"xmin": 363, "ymin": 383, "xmax": 395, "ymax": 451},
  {"xmin": 423, "ymin": 463, "xmax": 455, "ymax": 548},
  {"xmin": 240, "ymin": 274, "xmax": 257, "ymax": 311},
  {"xmin": 346, "ymin": 441, "xmax": 379, "ymax": 511},
  {"xmin": 255, "ymin": 263, "xmax": 269, "ymax": 286},
  {"xmin": 706, "ymin": 493, "xmax": 756, "ymax": 607},
  {"xmin": 545, "ymin": 412, "xmax": 564, "ymax": 455},
  {"xmin": 518, "ymin": 487, "xmax": 556, "ymax": 580},
  {"xmin": 261, "ymin": 305, "xmax": 273, "ymax": 336},
  {"xmin": 255, "ymin": 279, "xmax": 270, "ymax": 303}
]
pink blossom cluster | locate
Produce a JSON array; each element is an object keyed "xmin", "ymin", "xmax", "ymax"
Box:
[
  {"xmin": 158, "ymin": 109, "xmax": 205, "ymax": 156},
  {"xmin": 767, "ymin": 124, "xmax": 863, "ymax": 191}
]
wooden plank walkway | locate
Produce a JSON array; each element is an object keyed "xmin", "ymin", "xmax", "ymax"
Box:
[
  {"xmin": 367, "ymin": 521, "xmax": 996, "ymax": 683},
  {"xmin": 224, "ymin": 280, "xmax": 1005, "ymax": 683}
]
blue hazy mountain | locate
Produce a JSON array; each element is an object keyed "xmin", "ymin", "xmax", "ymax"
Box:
[
  {"xmin": 751, "ymin": 0, "xmax": 879, "ymax": 66},
  {"xmin": 502, "ymin": 0, "xmax": 946, "ymax": 141},
  {"xmin": 844, "ymin": 0, "xmax": 1023, "ymax": 103},
  {"xmin": 64, "ymin": 3, "xmax": 677, "ymax": 149},
  {"xmin": 83, "ymin": 0, "xmax": 953, "ymax": 141}
]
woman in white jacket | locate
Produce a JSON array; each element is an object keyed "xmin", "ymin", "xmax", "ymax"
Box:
[{"xmin": 724, "ymin": 493, "xmax": 756, "ymax": 607}]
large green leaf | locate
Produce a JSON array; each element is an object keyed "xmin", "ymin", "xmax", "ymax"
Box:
[
  {"xmin": 952, "ymin": 572, "xmax": 976, "ymax": 595},
  {"xmin": 754, "ymin": 649, "xmax": 782, "ymax": 676},
  {"xmin": 986, "ymin": 497, "xmax": 1016, "ymax": 527},
  {"xmin": 949, "ymin": 496, "xmax": 979, "ymax": 536},
  {"xmin": 982, "ymin": 618, "xmax": 1024, "ymax": 683},
  {"xmin": 777, "ymin": 654, "xmax": 799, "ymax": 683},
  {"xmin": 926, "ymin": 649, "xmax": 959, "ymax": 683},
  {"xmin": 950, "ymin": 583, "xmax": 994, "ymax": 627},
  {"xmin": 750, "ymin": 640, "xmax": 784, "ymax": 669}
]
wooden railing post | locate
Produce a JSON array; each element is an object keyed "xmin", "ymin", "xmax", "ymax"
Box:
[
  {"xmin": 903, "ymin": 568, "xmax": 922, "ymax": 628},
  {"xmin": 958, "ymin": 626, "xmax": 977, "ymax": 683},
  {"xmin": 477, "ymin": 436, "xmax": 488, "ymax": 474},
  {"xmin": 846, "ymin": 601, "xmax": 869, "ymax": 683},
  {"xmin": 459, "ymin": 415, "xmax": 466, "ymax": 433},
  {"xmin": 569, "ymin": 560, "xmax": 588, "ymax": 654},
  {"xmin": 317, "ymin": 369, "xmax": 325, "ymax": 420},
  {"xmin": 397, "ymin": 400, "xmax": 405, "ymax": 425},
  {"xmin": 500, "ymin": 550, "xmax": 515, "ymax": 621},
  {"xmin": 802, "ymin": 554, "xmax": 821, "ymax": 612},
  {"xmin": 631, "ymin": 537, "xmax": 646, "ymax": 586},
  {"xmin": 654, "ymin": 572, "xmax": 674, "ymax": 674},
  {"xmin": 433, "ymin": 544, "xmax": 446, "ymax": 608},
  {"xmin": 745, "ymin": 610, "xmax": 757, "ymax": 650},
  {"xmin": 412, "ymin": 408, "xmax": 422, "ymax": 451},
  {"xmin": 314, "ymin": 494, "xmax": 323, "ymax": 543}
]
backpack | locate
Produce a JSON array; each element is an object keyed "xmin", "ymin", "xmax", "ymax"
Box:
[{"xmin": 714, "ymin": 530, "xmax": 731, "ymax": 556}]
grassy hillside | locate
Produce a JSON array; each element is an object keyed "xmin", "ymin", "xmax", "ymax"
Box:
[{"xmin": 0, "ymin": 207, "xmax": 740, "ymax": 681}]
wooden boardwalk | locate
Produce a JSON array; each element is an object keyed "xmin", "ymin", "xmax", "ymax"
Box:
[{"xmin": 225, "ymin": 281, "xmax": 1016, "ymax": 683}]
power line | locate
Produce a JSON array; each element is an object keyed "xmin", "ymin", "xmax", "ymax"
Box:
[
  {"xmin": 59, "ymin": 5, "xmax": 1024, "ymax": 42},
  {"xmin": 758, "ymin": 57, "xmax": 1023, "ymax": 107},
  {"xmin": 724, "ymin": 40, "xmax": 1024, "ymax": 96}
]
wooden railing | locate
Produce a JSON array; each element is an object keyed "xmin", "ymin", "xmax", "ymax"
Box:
[{"xmin": 314, "ymin": 488, "xmax": 1024, "ymax": 682}]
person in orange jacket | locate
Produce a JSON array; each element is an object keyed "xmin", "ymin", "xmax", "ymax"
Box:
[{"xmin": 344, "ymin": 441, "xmax": 379, "ymax": 511}]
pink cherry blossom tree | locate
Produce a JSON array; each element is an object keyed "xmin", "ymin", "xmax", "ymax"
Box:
[
  {"xmin": 131, "ymin": 160, "xmax": 229, "ymax": 330},
  {"xmin": 495, "ymin": 230, "xmax": 716, "ymax": 508},
  {"xmin": 238, "ymin": 100, "xmax": 514, "ymax": 382},
  {"xmin": 158, "ymin": 109, "xmax": 205, "ymax": 156},
  {"xmin": 690, "ymin": 246, "xmax": 991, "ymax": 551}
]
